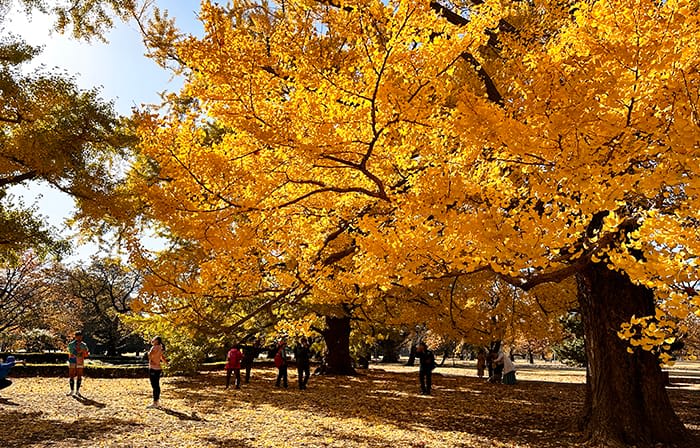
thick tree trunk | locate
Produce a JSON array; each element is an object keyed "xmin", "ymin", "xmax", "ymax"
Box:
[
  {"xmin": 322, "ymin": 315, "xmax": 355, "ymax": 375},
  {"xmin": 577, "ymin": 263, "xmax": 688, "ymax": 447},
  {"xmin": 380, "ymin": 338, "xmax": 401, "ymax": 363}
]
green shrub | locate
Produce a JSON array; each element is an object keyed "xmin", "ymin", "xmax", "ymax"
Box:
[
  {"xmin": 553, "ymin": 312, "xmax": 587, "ymax": 367},
  {"xmin": 9, "ymin": 363, "xmax": 149, "ymax": 378},
  {"xmin": 1, "ymin": 352, "xmax": 69, "ymax": 364}
]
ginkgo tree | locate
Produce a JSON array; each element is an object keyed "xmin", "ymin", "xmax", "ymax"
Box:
[
  {"xmin": 110, "ymin": 0, "xmax": 700, "ymax": 446},
  {"xmin": 0, "ymin": 0, "xmax": 137, "ymax": 259}
]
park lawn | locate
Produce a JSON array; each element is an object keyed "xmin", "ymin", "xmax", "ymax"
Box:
[{"xmin": 0, "ymin": 365, "xmax": 698, "ymax": 448}]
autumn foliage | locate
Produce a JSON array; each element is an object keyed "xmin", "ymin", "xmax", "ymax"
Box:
[
  {"xmin": 117, "ymin": 0, "xmax": 700, "ymax": 356},
  {"xmin": 60, "ymin": 0, "xmax": 700, "ymax": 445}
]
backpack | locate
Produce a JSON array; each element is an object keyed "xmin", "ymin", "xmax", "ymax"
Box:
[{"xmin": 274, "ymin": 350, "xmax": 284, "ymax": 368}]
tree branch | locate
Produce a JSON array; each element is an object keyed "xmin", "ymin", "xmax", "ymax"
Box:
[{"xmin": 0, "ymin": 170, "xmax": 38, "ymax": 188}]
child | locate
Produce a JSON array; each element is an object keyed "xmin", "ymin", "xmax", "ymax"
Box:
[{"xmin": 476, "ymin": 348, "xmax": 486, "ymax": 379}]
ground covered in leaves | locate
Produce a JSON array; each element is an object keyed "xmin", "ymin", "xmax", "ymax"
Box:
[{"xmin": 1, "ymin": 363, "xmax": 698, "ymax": 448}]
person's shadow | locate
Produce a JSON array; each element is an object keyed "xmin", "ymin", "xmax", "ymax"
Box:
[
  {"xmin": 72, "ymin": 395, "xmax": 107, "ymax": 408},
  {"xmin": 0, "ymin": 397, "xmax": 19, "ymax": 406},
  {"xmin": 157, "ymin": 407, "xmax": 204, "ymax": 421}
]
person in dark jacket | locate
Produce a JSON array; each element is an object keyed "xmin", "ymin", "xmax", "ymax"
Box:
[
  {"xmin": 294, "ymin": 337, "xmax": 311, "ymax": 390},
  {"xmin": 241, "ymin": 341, "xmax": 261, "ymax": 384},
  {"xmin": 415, "ymin": 342, "xmax": 436, "ymax": 395}
]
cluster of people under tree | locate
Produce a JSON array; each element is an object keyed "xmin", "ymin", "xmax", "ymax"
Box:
[
  {"xmin": 412, "ymin": 342, "xmax": 516, "ymax": 395},
  {"xmin": 226, "ymin": 337, "xmax": 312, "ymax": 390},
  {"xmin": 476, "ymin": 347, "xmax": 517, "ymax": 385}
]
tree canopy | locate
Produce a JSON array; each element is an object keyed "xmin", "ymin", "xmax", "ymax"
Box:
[
  {"xmin": 117, "ymin": 0, "xmax": 700, "ymax": 352},
  {"xmin": 0, "ymin": 0, "xmax": 134, "ymax": 260},
  {"xmin": 96, "ymin": 1, "xmax": 700, "ymax": 444}
]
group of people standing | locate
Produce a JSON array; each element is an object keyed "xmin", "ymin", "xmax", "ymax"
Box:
[
  {"xmin": 476, "ymin": 347, "xmax": 517, "ymax": 385},
  {"xmin": 0, "ymin": 331, "xmax": 167, "ymax": 409},
  {"xmin": 225, "ymin": 337, "xmax": 312, "ymax": 391},
  {"xmin": 411, "ymin": 343, "xmax": 517, "ymax": 396},
  {"xmin": 67, "ymin": 331, "xmax": 168, "ymax": 408},
  {"xmin": 66, "ymin": 331, "xmax": 168, "ymax": 408}
]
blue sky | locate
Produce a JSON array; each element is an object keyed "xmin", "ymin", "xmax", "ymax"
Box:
[{"xmin": 5, "ymin": 1, "xmax": 203, "ymax": 262}]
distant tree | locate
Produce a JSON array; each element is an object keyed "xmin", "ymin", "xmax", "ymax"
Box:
[
  {"xmin": 21, "ymin": 328, "xmax": 62, "ymax": 352},
  {"xmin": 0, "ymin": 1, "xmax": 133, "ymax": 261},
  {"xmin": 57, "ymin": 258, "xmax": 144, "ymax": 355},
  {"xmin": 553, "ymin": 312, "xmax": 587, "ymax": 367},
  {"xmin": 0, "ymin": 251, "xmax": 51, "ymax": 333}
]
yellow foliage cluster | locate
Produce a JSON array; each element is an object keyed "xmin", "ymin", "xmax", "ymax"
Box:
[
  {"xmin": 273, "ymin": 314, "xmax": 322, "ymax": 340},
  {"xmin": 112, "ymin": 0, "xmax": 700, "ymax": 354}
]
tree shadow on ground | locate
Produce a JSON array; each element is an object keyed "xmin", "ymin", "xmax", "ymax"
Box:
[
  {"xmin": 72, "ymin": 394, "xmax": 106, "ymax": 408},
  {"xmin": 168, "ymin": 367, "xmax": 700, "ymax": 447},
  {"xmin": 155, "ymin": 405, "xmax": 206, "ymax": 421},
  {"xmin": 168, "ymin": 369, "xmax": 589, "ymax": 447},
  {"xmin": 202, "ymin": 435, "xmax": 258, "ymax": 447},
  {"xmin": 0, "ymin": 410, "xmax": 143, "ymax": 448},
  {"xmin": 0, "ymin": 397, "xmax": 20, "ymax": 406}
]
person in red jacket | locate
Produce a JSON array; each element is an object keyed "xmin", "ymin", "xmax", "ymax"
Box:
[{"xmin": 225, "ymin": 344, "xmax": 244, "ymax": 389}]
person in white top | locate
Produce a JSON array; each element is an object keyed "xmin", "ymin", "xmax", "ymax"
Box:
[
  {"xmin": 489, "ymin": 349, "xmax": 504, "ymax": 383},
  {"xmin": 147, "ymin": 336, "xmax": 167, "ymax": 408},
  {"xmin": 502, "ymin": 351, "xmax": 517, "ymax": 385}
]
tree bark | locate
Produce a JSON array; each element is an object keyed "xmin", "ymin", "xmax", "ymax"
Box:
[
  {"xmin": 577, "ymin": 263, "xmax": 689, "ymax": 447},
  {"xmin": 379, "ymin": 338, "xmax": 401, "ymax": 363},
  {"xmin": 322, "ymin": 315, "xmax": 355, "ymax": 375}
]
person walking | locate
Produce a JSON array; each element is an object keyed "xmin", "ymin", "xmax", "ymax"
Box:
[
  {"xmin": 225, "ymin": 344, "xmax": 243, "ymax": 389},
  {"xmin": 147, "ymin": 336, "xmax": 167, "ymax": 408},
  {"xmin": 274, "ymin": 341, "xmax": 289, "ymax": 388},
  {"xmin": 0, "ymin": 356, "xmax": 25, "ymax": 397},
  {"xmin": 476, "ymin": 348, "xmax": 486, "ymax": 379},
  {"xmin": 67, "ymin": 331, "xmax": 90, "ymax": 397},
  {"xmin": 416, "ymin": 342, "xmax": 436, "ymax": 395},
  {"xmin": 294, "ymin": 337, "xmax": 311, "ymax": 390}
]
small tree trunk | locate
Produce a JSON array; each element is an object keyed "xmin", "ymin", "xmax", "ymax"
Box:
[
  {"xmin": 322, "ymin": 315, "xmax": 355, "ymax": 375},
  {"xmin": 577, "ymin": 263, "xmax": 689, "ymax": 447},
  {"xmin": 405, "ymin": 343, "xmax": 416, "ymax": 366}
]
